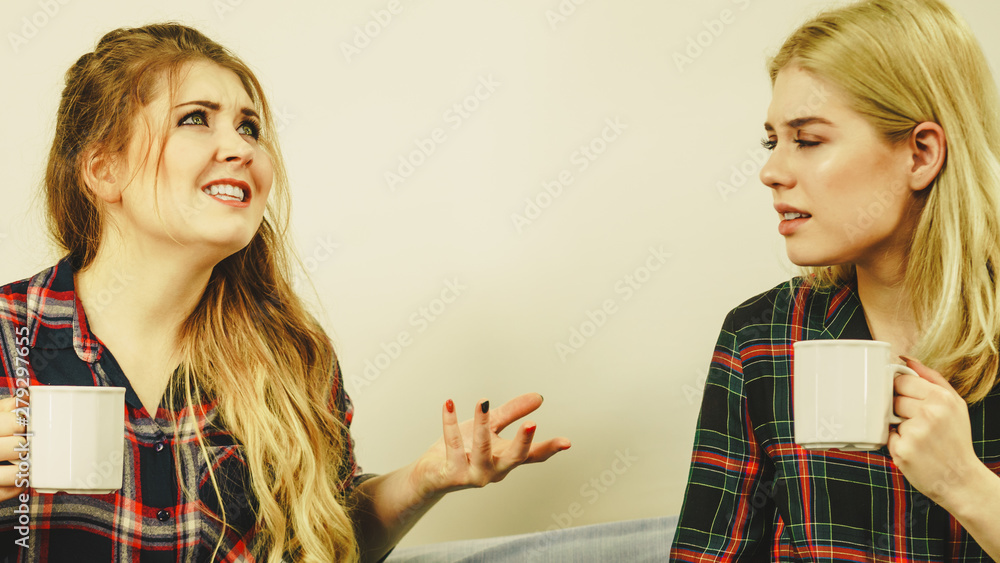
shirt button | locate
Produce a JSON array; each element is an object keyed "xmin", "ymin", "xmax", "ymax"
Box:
[
  {"xmin": 155, "ymin": 441, "xmax": 166, "ymax": 453},
  {"xmin": 157, "ymin": 509, "xmax": 171, "ymax": 522}
]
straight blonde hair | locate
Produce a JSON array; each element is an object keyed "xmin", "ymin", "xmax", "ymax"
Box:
[{"xmin": 769, "ymin": 0, "xmax": 1000, "ymax": 403}]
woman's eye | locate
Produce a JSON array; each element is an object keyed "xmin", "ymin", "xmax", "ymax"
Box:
[
  {"xmin": 794, "ymin": 139, "xmax": 820, "ymax": 148},
  {"xmin": 761, "ymin": 138, "xmax": 777, "ymax": 151},
  {"xmin": 238, "ymin": 120, "xmax": 260, "ymax": 140},
  {"xmin": 179, "ymin": 111, "xmax": 208, "ymax": 127}
]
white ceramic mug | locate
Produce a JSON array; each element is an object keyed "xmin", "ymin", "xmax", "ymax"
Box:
[
  {"xmin": 26, "ymin": 386, "xmax": 126, "ymax": 494},
  {"xmin": 793, "ymin": 340, "xmax": 916, "ymax": 451}
]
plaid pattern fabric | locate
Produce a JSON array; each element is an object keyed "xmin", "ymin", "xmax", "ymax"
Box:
[
  {"xmin": 0, "ymin": 257, "xmax": 364, "ymax": 562},
  {"xmin": 670, "ymin": 277, "xmax": 1000, "ymax": 562}
]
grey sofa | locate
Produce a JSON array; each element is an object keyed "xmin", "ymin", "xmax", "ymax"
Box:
[{"xmin": 385, "ymin": 516, "xmax": 676, "ymax": 562}]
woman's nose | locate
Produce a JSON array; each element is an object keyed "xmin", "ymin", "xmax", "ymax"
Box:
[
  {"xmin": 217, "ymin": 129, "xmax": 255, "ymax": 167},
  {"xmin": 759, "ymin": 146, "xmax": 794, "ymax": 190}
]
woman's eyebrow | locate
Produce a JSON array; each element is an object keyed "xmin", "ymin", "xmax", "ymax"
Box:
[
  {"xmin": 764, "ymin": 116, "xmax": 835, "ymax": 131},
  {"xmin": 174, "ymin": 100, "xmax": 260, "ymax": 119}
]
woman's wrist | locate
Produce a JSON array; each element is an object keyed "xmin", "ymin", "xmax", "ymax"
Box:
[{"xmin": 938, "ymin": 458, "xmax": 999, "ymax": 521}]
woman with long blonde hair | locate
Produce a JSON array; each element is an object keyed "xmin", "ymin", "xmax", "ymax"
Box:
[
  {"xmin": 672, "ymin": 0, "xmax": 1000, "ymax": 560},
  {"xmin": 0, "ymin": 23, "xmax": 569, "ymax": 562}
]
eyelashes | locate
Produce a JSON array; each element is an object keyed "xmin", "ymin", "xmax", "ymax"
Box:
[
  {"xmin": 178, "ymin": 109, "xmax": 261, "ymax": 140},
  {"xmin": 760, "ymin": 138, "xmax": 820, "ymax": 151}
]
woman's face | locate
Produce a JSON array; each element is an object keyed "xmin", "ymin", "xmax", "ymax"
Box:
[
  {"xmin": 112, "ymin": 60, "xmax": 273, "ymax": 262},
  {"xmin": 759, "ymin": 66, "xmax": 922, "ymax": 270}
]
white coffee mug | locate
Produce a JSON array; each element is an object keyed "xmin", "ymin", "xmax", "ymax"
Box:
[
  {"xmin": 27, "ymin": 386, "xmax": 126, "ymax": 494},
  {"xmin": 793, "ymin": 340, "xmax": 916, "ymax": 451}
]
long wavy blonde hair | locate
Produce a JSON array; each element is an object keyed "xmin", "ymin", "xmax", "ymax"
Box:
[
  {"xmin": 769, "ymin": 0, "xmax": 1000, "ymax": 403},
  {"xmin": 45, "ymin": 24, "xmax": 358, "ymax": 561}
]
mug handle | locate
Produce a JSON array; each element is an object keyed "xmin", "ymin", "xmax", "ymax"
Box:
[{"xmin": 888, "ymin": 364, "xmax": 920, "ymax": 424}]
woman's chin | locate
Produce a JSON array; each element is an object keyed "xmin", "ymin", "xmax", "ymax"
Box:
[{"xmin": 784, "ymin": 250, "xmax": 834, "ymax": 268}]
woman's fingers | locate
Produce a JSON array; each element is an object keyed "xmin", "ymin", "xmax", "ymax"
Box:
[
  {"xmin": 0, "ymin": 463, "xmax": 23, "ymax": 499},
  {"xmin": 441, "ymin": 399, "xmax": 467, "ymax": 468},
  {"xmin": 525, "ymin": 437, "xmax": 573, "ymax": 464},
  {"xmin": 488, "ymin": 393, "xmax": 543, "ymax": 434},
  {"xmin": 0, "ymin": 436, "xmax": 27, "ymax": 463},
  {"xmin": 470, "ymin": 400, "xmax": 494, "ymax": 473},
  {"xmin": 0, "ymin": 397, "xmax": 29, "ymax": 499},
  {"xmin": 0, "ymin": 398, "xmax": 24, "ymax": 437},
  {"xmin": 893, "ymin": 395, "xmax": 921, "ymax": 421},
  {"xmin": 495, "ymin": 421, "xmax": 536, "ymax": 473}
]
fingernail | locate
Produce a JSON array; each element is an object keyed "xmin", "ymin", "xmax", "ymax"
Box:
[
  {"xmin": 445, "ymin": 399, "xmax": 454, "ymax": 413},
  {"xmin": 560, "ymin": 443, "xmax": 571, "ymax": 451},
  {"xmin": 525, "ymin": 424, "xmax": 537, "ymax": 434},
  {"xmin": 481, "ymin": 400, "xmax": 490, "ymax": 414},
  {"xmin": 899, "ymin": 355, "xmax": 918, "ymax": 364}
]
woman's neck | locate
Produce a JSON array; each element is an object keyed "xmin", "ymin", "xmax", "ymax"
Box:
[
  {"xmin": 74, "ymin": 238, "xmax": 215, "ymax": 358},
  {"xmin": 855, "ymin": 258, "xmax": 918, "ymax": 358}
]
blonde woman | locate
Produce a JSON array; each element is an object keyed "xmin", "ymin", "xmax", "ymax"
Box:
[
  {"xmin": 0, "ymin": 24, "xmax": 570, "ymax": 562},
  {"xmin": 671, "ymin": 0, "xmax": 1000, "ymax": 560}
]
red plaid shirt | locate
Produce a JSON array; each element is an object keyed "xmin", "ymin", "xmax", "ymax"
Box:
[
  {"xmin": 0, "ymin": 257, "xmax": 366, "ymax": 562},
  {"xmin": 671, "ymin": 277, "xmax": 1000, "ymax": 561}
]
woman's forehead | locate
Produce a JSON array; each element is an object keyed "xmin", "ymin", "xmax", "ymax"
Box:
[
  {"xmin": 766, "ymin": 66, "xmax": 848, "ymax": 129},
  {"xmin": 175, "ymin": 61, "xmax": 254, "ymax": 107}
]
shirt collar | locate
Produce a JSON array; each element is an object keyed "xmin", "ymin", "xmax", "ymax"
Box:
[
  {"xmin": 812, "ymin": 274, "xmax": 873, "ymax": 341},
  {"xmin": 28, "ymin": 255, "xmax": 104, "ymax": 364}
]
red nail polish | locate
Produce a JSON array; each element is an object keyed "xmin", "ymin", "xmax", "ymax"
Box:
[
  {"xmin": 525, "ymin": 424, "xmax": 537, "ymax": 434},
  {"xmin": 445, "ymin": 399, "xmax": 454, "ymax": 413}
]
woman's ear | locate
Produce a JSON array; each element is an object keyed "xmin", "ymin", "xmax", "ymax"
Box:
[
  {"xmin": 81, "ymin": 148, "xmax": 123, "ymax": 204},
  {"xmin": 908, "ymin": 122, "xmax": 946, "ymax": 192}
]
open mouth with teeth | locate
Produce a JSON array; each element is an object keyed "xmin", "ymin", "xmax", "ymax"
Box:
[
  {"xmin": 202, "ymin": 184, "xmax": 248, "ymax": 203},
  {"xmin": 783, "ymin": 212, "xmax": 811, "ymax": 220}
]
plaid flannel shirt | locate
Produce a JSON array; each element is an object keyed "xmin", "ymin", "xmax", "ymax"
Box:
[
  {"xmin": 670, "ymin": 277, "xmax": 1000, "ymax": 561},
  {"xmin": 0, "ymin": 257, "xmax": 365, "ymax": 562}
]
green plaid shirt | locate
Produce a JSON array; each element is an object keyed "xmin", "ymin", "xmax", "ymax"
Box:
[{"xmin": 671, "ymin": 277, "xmax": 1000, "ymax": 561}]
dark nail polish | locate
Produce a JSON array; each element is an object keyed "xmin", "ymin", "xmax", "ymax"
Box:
[{"xmin": 481, "ymin": 400, "xmax": 490, "ymax": 414}]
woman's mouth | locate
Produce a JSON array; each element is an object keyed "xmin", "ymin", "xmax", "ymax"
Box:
[
  {"xmin": 779, "ymin": 212, "xmax": 811, "ymax": 236},
  {"xmin": 203, "ymin": 184, "xmax": 247, "ymax": 202},
  {"xmin": 201, "ymin": 180, "xmax": 252, "ymax": 208}
]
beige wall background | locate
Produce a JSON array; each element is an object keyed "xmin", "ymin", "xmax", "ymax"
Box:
[{"xmin": 2, "ymin": 0, "xmax": 999, "ymax": 548}]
